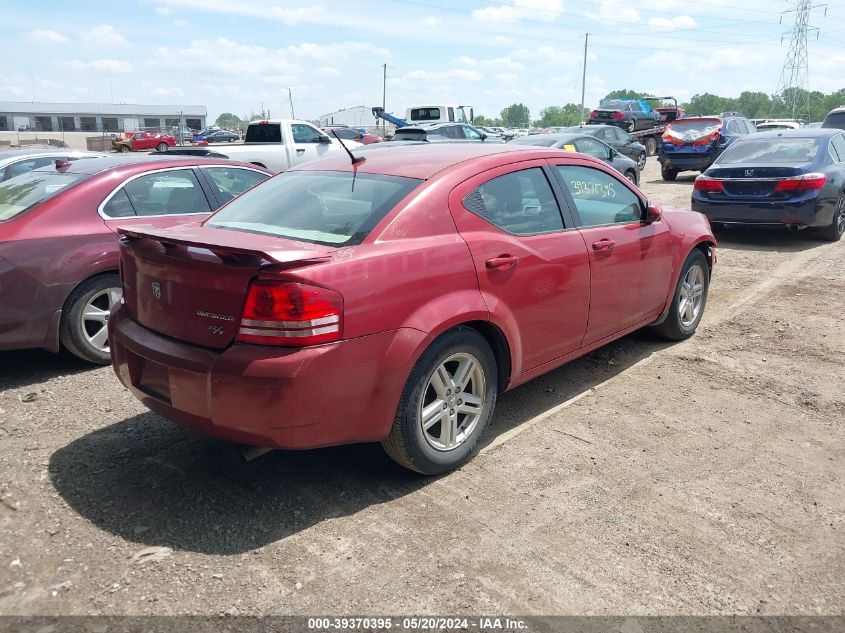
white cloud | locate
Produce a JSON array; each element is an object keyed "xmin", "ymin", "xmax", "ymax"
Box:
[
  {"xmin": 81, "ymin": 24, "xmax": 127, "ymax": 49},
  {"xmin": 316, "ymin": 66, "xmax": 341, "ymax": 76},
  {"xmin": 405, "ymin": 69, "xmax": 484, "ymax": 82},
  {"xmin": 647, "ymin": 15, "xmax": 696, "ymax": 30},
  {"xmin": 473, "ymin": 0, "xmax": 564, "ymax": 23},
  {"xmin": 154, "ymin": 5, "xmax": 172, "ymax": 15},
  {"xmin": 639, "ymin": 47, "xmax": 768, "ymax": 73},
  {"xmin": 495, "ymin": 72, "xmax": 519, "ymax": 82},
  {"xmin": 60, "ymin": 59, "xmax": 133, "ymax": 74},
  {"xmin": 586, "ymin": 0, "xmax": 639, "ymax": 24},
  {"xmin": 419, "ymin": 16, "xmax": 439, "ymax": 28},
  {"xmin": 28, "ymin": 29, "xmax": 68, "ymax": 44}
]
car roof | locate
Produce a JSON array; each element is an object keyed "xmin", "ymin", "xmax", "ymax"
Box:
[
  {"xmin": 28, "ymin": 154, "xmax": 270, "ymax": 176},
  {"xmin": 0, "ymin": 148, "xmax": 102, "ymax": 161},
  {"xmin": 743, "ymin": 128, "xmax": 842, "ymax": 139},
  {"xmin": 293, "ymin": 143, "xmax": 572, "ymax": 179},
  {"xmin": 512, "ymin": 133, "xmax": 592, "ymax": 143}
]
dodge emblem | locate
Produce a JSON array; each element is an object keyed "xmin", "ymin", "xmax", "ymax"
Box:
[{"xmin": 151, "ymin": 281, "xmax": 161, "ymax": 300}]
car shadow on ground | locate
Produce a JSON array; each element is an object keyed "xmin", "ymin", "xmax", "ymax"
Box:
[
  {"xmin": 0, "ymin": 349, "xmax": 96, "ymax": 391},
  {"xmin": 712, "ymin": 225, "xmax": 828, "ymax": 253},
  {"xmin": 644, "ymin": 174, "xmax": 699, "ymax": 184},
  {"xmin": 49, "ymin": 329, "xmax": 671, "ymax": 555}
]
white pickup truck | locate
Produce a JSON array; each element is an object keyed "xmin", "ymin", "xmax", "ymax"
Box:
[{"xmin": 221, "ymin": 119, "xmax": 361, "ymax": 173}]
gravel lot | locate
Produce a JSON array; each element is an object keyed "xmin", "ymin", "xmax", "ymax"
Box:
[{"xmin": 1, "ymin": 159, "xmax": 843, "ymax": 617}]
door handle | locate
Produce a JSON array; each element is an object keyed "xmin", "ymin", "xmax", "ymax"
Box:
[
  {"xmin": 296, "ymin": 148, "xmax": 305, "ymax": 153},
  {"xmin": 592, "ymin": 238, "xmax": 616, "ymax": 253},
  {"xmin": 485, "ymin": 255, "xmax": 519, "ymax": 270}
]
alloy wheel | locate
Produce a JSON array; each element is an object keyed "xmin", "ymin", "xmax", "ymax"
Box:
[
  {"xmin": 419, "ymin": 352, "xmax": 486, "ymax": 451},
  {"xmin": 81, "ymin": 287, "xmax": 122, "ymax": 354},
  {"xmin": 678, "ymin": 265, "xmax": 705, "ymax": 327},
  {"xmin": 837, "ymin": 197, "xmax": 845, "ymax": 236}
]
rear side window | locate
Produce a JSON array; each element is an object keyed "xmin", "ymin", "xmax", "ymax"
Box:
[
  {"xmin": 203, "ymin": 167, "xmax": 269, "ymax": 202},
  {"xmin": 828, "ymin": 135, "xmax": 845, "ymax": 162},
  {"xmin": 822, "ymin": 111, "xmax": 845, "ymax": 130},
  {"xmin": 716, "ymin": 138, "xmax": 821, "ymax": 164},
  {"xmin": 102, "ymin": 189, "xmax": 136, "ymax": 218},
  {"xmin": 462, "ymin": 168, "xmax": 564, "ymax": 235},
  {"xmin": 411, "ymin": 108, "xmax": 441, "ymax": 121},
  {"xmin": 123, "ymin": 169, "xmax": 212, "ymax": 216},
  {"xmin": 207, "ymin": 171, "xmax": 422, "ymax": 247},
  {"xmin": 244, "ymin": 123, "xmax": 282, "ymax": 143},
  {"xmin": 554, "ymin": 165, "xmax": 641, "ymax": 227},
  {"xmin": 0, "ymin": 172, "xmax": 86, "ymax": 222}
]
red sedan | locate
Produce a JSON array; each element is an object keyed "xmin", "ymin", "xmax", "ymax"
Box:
[
  {"xmin": 110, "ymin": 144, "xmax": 715, "ymax": 474},
  {"xmin": 0, "ymin": 157, "xmax": 271, "ymax": 363}
]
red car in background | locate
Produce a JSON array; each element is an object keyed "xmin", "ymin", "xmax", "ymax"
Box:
[
  {"xmin": 322, "ymin": 126, "xmax": 382, "ymax": 144},
  {"xmin": 113, "ymin": 132, "xmax": 177, "ymax": 153},
  {"xmin": 0, "ymin": 157, "xmax": 271, "ymax": 363},
  {"xmin": 110, "ymin": 144, "xmax": 715, "ymax": 475}
]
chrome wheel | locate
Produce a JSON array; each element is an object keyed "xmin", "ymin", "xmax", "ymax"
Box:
[
  {"xmin": 419, "ymin": 352, "xmax": 486, "ymax": 451},
  {"xmin": 637, "ymin": 153, "xmax": 646, "ymax": 169},
  {"xmin": 678, "ymin": 264, "xmax": 705, "ymax": 327},
  {"xmin": 81, "ymin": 287, "xmax": 122, "ymax": 354},
  {"xmin": 836, "ymin": 197, "xmax": 845, "ymax": 235}
]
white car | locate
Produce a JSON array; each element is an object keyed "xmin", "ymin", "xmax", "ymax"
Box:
[
  {"xmin": 754, "ymin": 120, "xmax": 806, "ymax": 131},
  {"xmin": 221, "ymin": 119, "xmax": 361, "ymax": 173},
  {"xmin": 0, "ymin": 149, "xmax": 110, "ymax": 182}
]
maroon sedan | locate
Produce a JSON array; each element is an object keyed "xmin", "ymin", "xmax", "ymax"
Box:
[
  {"xmin": 322, "ymin": 126, "xmax": 382, "ymax": 144},
  {"xmin": 0, "ymin": 157, "xmax": 271, "ymax": 363},
  {"xmin": 110, "ymin": 144, "xmax": 715, "ymax": 474}
]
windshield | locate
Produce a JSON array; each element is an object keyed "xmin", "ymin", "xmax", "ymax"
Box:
[
  {"xmin": 206, "ymin": 170, "xmax": 422, "ymax": 247},
  {"xmin": 822, "ymin": 112, "xmax": 845, "ymax": 130},
  {"xmin": 0, "ymin": 171, "xmax": 87, "ymax": 222},
  {"xmin": 716, "ymin": 137, "xmax": 821, "ymax": 164}
]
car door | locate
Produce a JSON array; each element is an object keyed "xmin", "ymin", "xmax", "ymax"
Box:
[
  {"xmin": 611, "ymin": 127, "xmax": 636, "ymax": 159},
  {"xmin": 99, "ymin": 167, "xmax": 215, "ymax": 232},
  {"xmin": 550, "ymin": 160, "xmax": 673, "ymax": 346},
  {"xmin": 290, "ymin": 123, "xmax": 333, "ymax": 165},
  {"xmin": 448, "ymin": 161, "xmax": 591, "ymax": 373}
]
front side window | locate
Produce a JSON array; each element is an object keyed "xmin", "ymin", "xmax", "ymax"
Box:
[
  {"xmin": 0, "ymin": 172, "xmax": 87, "ymax": 222},
  {"xmin": 554, "ymin": 165, "xmax": 642, "ymax": 227},
  {"xmin": 292, "ymin": 124, "xmax": 325, "ymax": 144},
  {"xmin": 204, "ymin": 167, "xmax": 269, "ymax": 202},
  {"xmin": 463, "ymin": 126, "xmax": 483, "ymax": 140},
  {"xmin": 462, "ymin": 168, "xmax": 564, "ymax": 235},
  {"xmin": 573, "ymin": 137, "xmax": 609, "ymax": 160},
  {"xmin": 613, "ymin": 127, "xmax": 631, "ymax": 143},
  {"xmin": 207, "ymin": 171, "xmax": 421, "ymax": 247},
  {"xmin": 123, "ymin": 169, "xmax": 211, "ymax": 216}
]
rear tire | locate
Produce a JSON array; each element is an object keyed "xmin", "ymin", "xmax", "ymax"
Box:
[
  {"xmin": 661, "ymin": 167, "xmax": 678, "ymax": 181},
  {"xmin": 382, "ymin": 327, "xmax": 497, "ymax": 475},
  {"xmin": 59, "ymin": 274, "xmax": 122, "ymax": 364},
  {"xmin": 652, "ymin": 250, "xmax": 709, "ymax": 341},
  {"xmin": 817, "ymin": 195, "xmax": 845, "ymax": 242},
  {"xmin": 626, "ymin": 120, "xmax": 635, "ymax": 133},
  {"xmin": 156, "ymin": 142, "xmax": 167, "ymax": 152}
]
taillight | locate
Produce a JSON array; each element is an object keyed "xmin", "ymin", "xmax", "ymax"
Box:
[
  {"xmin": 773, "ymin": 173, "xmax": 827, "ymax": 192},
  {"xmin": 610, "ymin": 112, "xmax": 624, "ymax": 119},
  {"xmin": 693, "ymin": 130, "xmax": 721, "ymax": 145},
  {"xmin": 590, "ymin": 110, "xmax": 598, "ymax": 118},
  {"xmin": 237, "ymin": 281, "xmax": 343, "ymax": 347},
  {"xmin": 694, "ymin": 176, "xmax": 725, "ymax": 192}
]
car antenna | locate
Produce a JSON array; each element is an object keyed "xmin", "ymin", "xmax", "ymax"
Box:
[{"xmin": 330, "ymin": 130, "xmax": 366, "ymax": 166}]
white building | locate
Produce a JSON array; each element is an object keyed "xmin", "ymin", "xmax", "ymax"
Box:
[
  {"xmin": 0, "ymin": 101, "xmax": 207, "ymax": 133},
  {"xmin": 318, "ymin": 106, "xmax": 376, "ymax": 128}
]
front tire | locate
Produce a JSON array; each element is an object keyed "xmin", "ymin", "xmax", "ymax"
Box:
[
  {"xmin": 661, "ymin": 166, "xmax": 678, "ymax": 181},
  {"xmin": 624, "ymin": 170, "xmax": 637, "ymax": 185},
  {"xmin": 156, "ymin": 142, "xmax": 168, "ymax": 152},
  {"xmin": 817, "ymin": 195, "xmax": 845, "ymax": 242},
  {"xmin": 59, "ymin": 274, "xmax": 122, "ymax": 364},
  {"xmin": 382, "ymin": 327, "xmax": 497, "ymax": 475},
  {"xmin": 652, "ymin": 250, "xmax": 709, "ymax": 341},
  {"xmin": 637, "ymin": 152, "xmax": 647, "ymax": 169},
  {"xmin": 118, "ymin": 145, "xmax": 130, "ymax": 153}
]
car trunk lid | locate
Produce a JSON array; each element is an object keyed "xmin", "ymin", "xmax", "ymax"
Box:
[
  {"xmin": 703, "ymin": 165, "xmax": 810, "ymax": 198},
  {"xmin": 118, "ymin": 224, "xmax": 333, "ymax": 349}
]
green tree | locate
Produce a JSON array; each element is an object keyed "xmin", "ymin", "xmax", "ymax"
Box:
[
  {"xmin": 683, "ymin": 93, "xmax": 733, "ymax": 116},
  {"xmin": 600, "ymin": 89, "xmax": 649, "ymax": 103},
  {"xmin": 215, "ymin": 112, "xmax": 243, "ymax": 129},
  {"xmin": 474, "ymin": 115, "xmax": 494, "ymax": 126},
  {"xmin": 500, "ymin": 103, "xmax": 531, "ymax": 128},
  {"xmin": 534, "ymin": 103, "xmax": 588, "ymax": 127}
]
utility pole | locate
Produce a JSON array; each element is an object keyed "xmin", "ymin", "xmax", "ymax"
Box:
[
  {"xmin": 773, "ymin": 0, "xmax": 826, "ymax": 120},
  {"xmin": 288, "ymin": 88, "xmax": 296, "ymax": 119},
  {"xmin": 580, "ymin": 33, "xmax": 589, "ymax": 123},
  {"xmin": 382, "ymin": 63, "xmax": 387, "ymax": 135}
]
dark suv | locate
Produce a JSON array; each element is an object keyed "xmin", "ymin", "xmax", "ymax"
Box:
[
  {"xmin": 822, "ymin": 106, "xmax": 845, "ymax": 130},
  {"xmin": 564, "ymin": 124, "xmax": 647, "ymax": 169},
  {"xmin": 390, "ymin": 123, "xmax": 504, "ymax": 143},
  {"xmin": 589, "ymin": 99, "xmax": 660, "ymax": 132},
  {"xmin": 658, "ymin": 114, "xmax": 757, "ymax": 180}
]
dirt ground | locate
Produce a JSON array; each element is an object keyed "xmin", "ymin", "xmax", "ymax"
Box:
[{"xmin": 1, "ymin": 159, "xmax": 843, "ymax": 617}]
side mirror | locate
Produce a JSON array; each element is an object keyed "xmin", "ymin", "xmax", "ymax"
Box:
[
  {"xmin": 480, "ymin": 133, "xmax": 487, "ymax": 140},
  {"xmin": 645, "ymin": 202, "xmax": 662, "ymax": 223},
  {"xmin": 608, "ymin": 148, "xmax": 617, "ymax": 158},
  {"xmin": 319, "ymin": 136, "xmax": 331, "ymax": 144}
]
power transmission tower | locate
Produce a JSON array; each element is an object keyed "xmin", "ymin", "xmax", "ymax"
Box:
[{"xmin": 773, "ymin": 0, "xmax": 826, "ymax": 121}]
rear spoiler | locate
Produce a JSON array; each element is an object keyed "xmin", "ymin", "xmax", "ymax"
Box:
[{"xmin": 118, "ymin": 225, "xmax": 333, "ymax": 267}]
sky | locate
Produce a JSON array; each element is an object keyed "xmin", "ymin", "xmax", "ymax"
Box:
[{"xmin": 2, "ymin": 0, "xmax": 845, "ymax": 123}]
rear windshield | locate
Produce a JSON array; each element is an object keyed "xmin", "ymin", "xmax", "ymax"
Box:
[
  {"xmin": 244, "ymin": 123, "xmax": 282, "ymax": 143},
  {"xmin": 0, "ymin": 171, "xmax": 86, "ymax": 222},
  {"xmin": 392, "ymin": 129, "xmax": 427, "ymax": 141},
  {"xmin": 716, "ymin": 137, "xmax": 821, "ymax": 164},
  {"xmin": 410, "ymin": 108, "xmax": 441, "ymax": 121},
  {"xmin": 599, "ymin": 101, "xmax": 626, "ymax": 109},
  {"xmin": 206, "ymin": 170, "xmax": 422, "ymax": 247},
  {"xmin": 822, "ymin": 112, "xmax": 845, "ymax": 130},
  {"xmin": 668, "ymin": 119, "xmax": 722, "ymax": 135}
]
